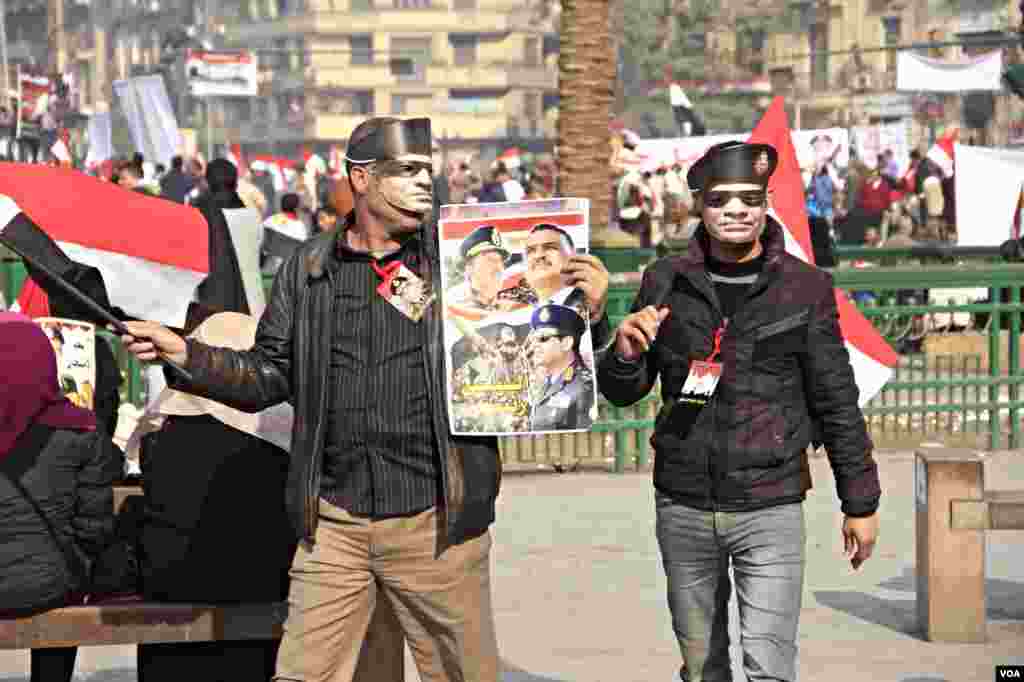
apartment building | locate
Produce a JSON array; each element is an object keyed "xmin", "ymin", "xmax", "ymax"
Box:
[
  {"xmin": 689, "ymin": 0, "xmax": 1021, "ymax": 146},
  {"xmin": 217, "ymin": 0, "xmax": 559, "ymax": 157}
]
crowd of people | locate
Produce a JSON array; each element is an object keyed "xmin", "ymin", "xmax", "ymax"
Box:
[
  {"xmin": 1, "ymin": 117, "xmax": 883, "ymax": 682},
  {"xmin": 607, "ymin": 127, "xmax": 962, "ymax": 256}
]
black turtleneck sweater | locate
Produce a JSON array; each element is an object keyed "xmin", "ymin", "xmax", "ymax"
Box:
[{"xmin": 706, "ymin": 251, "xmax": 766, "ymax": 318}]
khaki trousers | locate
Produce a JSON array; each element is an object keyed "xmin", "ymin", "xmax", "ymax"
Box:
[{"xmin": 273, "ymin": 499, "xmax": 499, "ymax": 682}]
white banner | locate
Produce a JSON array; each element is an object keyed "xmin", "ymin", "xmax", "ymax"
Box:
[
  {"xmin": 84, "ymin": 111, "xmax": 113, "ymax": 167},
  {"xmin": 955, "ymin": 144, "xmax": 1024, "ymax": 247},
  {"xmin": 186, "ymin": 50, "xmax": 258, "ymax": 97},
  {"xmin": 851, "ymin": 121, "xmax": 912, "ymax": 172},
  {"xmin": 896, "ymin": 50, "xmax": 1002, "ymax": 92},
  {"xmin": 113, "ymin": 75, "xmax": 182, "ymax": 167},
  {"xmin": 634, "ymin": 128, "xmax": 849, "ymax": 173}
]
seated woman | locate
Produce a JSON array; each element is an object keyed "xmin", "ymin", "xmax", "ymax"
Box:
[{"xmin": 0, "ymin": 311, "xmax": 123, "ymax": 682}]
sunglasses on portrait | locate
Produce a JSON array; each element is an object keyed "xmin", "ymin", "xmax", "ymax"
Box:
[{"xmin": 703, "ymin": 190, "xmax": 767, "ymax": 208}]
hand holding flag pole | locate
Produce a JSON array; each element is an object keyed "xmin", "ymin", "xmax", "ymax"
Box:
[{"xmin": 0, "ymin": 198, "xmax": 193, "ymax": 383}]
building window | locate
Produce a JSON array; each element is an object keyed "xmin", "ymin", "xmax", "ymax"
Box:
[
  {"xmin": 392, "ymin": 93, "xmax": 431, "ymax": 114},
  {"xmin": 450, "ymin": 35, "xmax": 477, "ymax": 66},
  {"xmin": 394, "ymin": 0, "xmax": 430, "ymax": 7},
  {"xmin": 524, "ymin": 37, "xmax": 539, "ymax": 66},
  {"xmin": 350, "ymin": 35, "xmax": 373, "ymax": 65},
  {"xmin": 447, "ymin": 89, "xmax": 503, "ymax": 114},
  {"xmin": 882, "ymin": 16, "xmax": 900, "ymax": 74},
  {"xmin": 322, "ymin": 89, "xmax": 374, "ymax": 114},
  {"xmin": 809, "ymin": 22, "xmax": 828, "ymax": 92},
  {"xmin": 737, "ymin": 28, "xmax": 765, "ymax": 75},
  {"xmin": 390, "ymin": 37, "xmax": 431, "ymax": 82},
  {"xmin": 453, "ymin": 0, "xmax": 476, "ymax": 9},
  {"xmin": 349, "ymin": 0, "xmax": 373, "ymax": 9}
]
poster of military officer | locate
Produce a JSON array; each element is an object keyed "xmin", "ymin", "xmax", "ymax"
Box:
[{"xmin": 438, "ymin": 198, "xmax": 601, "ymax": 436}]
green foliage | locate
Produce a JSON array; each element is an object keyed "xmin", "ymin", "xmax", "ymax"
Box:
[{"xmin": 620, "ymin": 0, "xmax": 775, "ymax": 134}]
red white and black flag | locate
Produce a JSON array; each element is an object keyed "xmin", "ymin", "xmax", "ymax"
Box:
[
  {"xmin": 749, "ymin": 98, "xmax": 899, "ymax": 405},
  {"xmin": 0, "ymin": 163, "xmax": 209, "ymax": 327}
]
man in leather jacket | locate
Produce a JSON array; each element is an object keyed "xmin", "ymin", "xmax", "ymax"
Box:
[
  {"xmin": 598, "ymin": 141, "xmax": 881, "ymax": 682},
  {"xmin": 118, "ymin": 116, "xmax": 612, "ymax": 682}
]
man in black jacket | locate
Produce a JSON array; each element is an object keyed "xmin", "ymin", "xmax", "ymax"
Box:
[
  {"xmin": 598, "ymin": 141, "xmax": 880, "ymax": 682},
  {"xmin": 118, "ymin": 116, "xmax": 612, "ymax": 682},
  {"xmin": 159, "ymin": 155, "xmax": 196, "ymax": 204}
]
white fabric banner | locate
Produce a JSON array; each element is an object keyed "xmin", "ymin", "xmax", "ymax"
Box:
[
  {"xmin": 113, "ymin": 75, "xmax": 182, "ymax": 167},
  {"xmin": 851, "ymin": 121, "xmax": 912, "ymax": 172},
  {"xmin": 897, "ymin": 50, "xmax": 1002, "ymax": 92},
  {"xmin": 84, "ymin": 112, "xmax": 113, "ymax": 167},
  {"xmin": 954, "ymin": 144, "xmax": 1024, "ymax": 247},
  {"xmin": 634, "ymin": 128, "xmax": 848, "ymax": 173}
]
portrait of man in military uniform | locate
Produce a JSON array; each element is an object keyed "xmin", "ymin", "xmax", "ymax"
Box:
[
  {"xmin": 446, "ymin": 225, "xmax": 510, "ymax": 315},
  {"xmin": 526, "ymin": 303, "xmax": 595, "ymax": 432}
]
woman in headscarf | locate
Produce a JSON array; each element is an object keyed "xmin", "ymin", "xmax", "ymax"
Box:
[{"xmin": 0, "ymin": 312, "xmax": 123, "ymax": 682}]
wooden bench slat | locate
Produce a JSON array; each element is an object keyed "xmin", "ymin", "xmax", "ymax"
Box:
[{"xmin": 0, "ymin": 602, "xmax": 287, "ymax": 649}]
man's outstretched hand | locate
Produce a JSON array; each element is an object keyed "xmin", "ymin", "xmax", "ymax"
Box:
[{"xmin": 114, "ymin": 320, "xmax": 188, "ymax": 367}]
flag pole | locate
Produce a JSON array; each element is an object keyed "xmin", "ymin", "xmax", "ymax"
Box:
[
  {"xmin": 0, "ymin": 236, "xmax": 194, "ymax": 382},
  {"xmin": 14, "ymin": 61, "xmax": 21, "ymax": 141}
]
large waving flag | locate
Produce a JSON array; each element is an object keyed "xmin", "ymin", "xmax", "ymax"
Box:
[
  {"xmin": 0, "ymin": 163, "xmax": 209, "ymax": 328},
  {"xmin": 749, "ymin": 98, "xmax": 898, "ymax": 405}
]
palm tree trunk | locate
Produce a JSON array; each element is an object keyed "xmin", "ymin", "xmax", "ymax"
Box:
[{"xmin": 558, "ymin": 0, "xmax": 623, "ymax": 245}]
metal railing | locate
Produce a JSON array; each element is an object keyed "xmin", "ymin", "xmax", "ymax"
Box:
[{"xmin": 5, "ymin": 258, "xmax": 1023, "ymax": 466}]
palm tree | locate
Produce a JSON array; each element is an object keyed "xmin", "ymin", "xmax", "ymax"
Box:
[{"xmin": 558, "ymin": 0, "xmax": 632, "ymax": 245}]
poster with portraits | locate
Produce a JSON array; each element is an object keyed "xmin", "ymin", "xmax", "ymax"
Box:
[
  {"xmin": 36, "ymin": 317, "xmax": 97, "ymax": 411},
  {"xmin": 438, "ymin": 198, "xmax": 598, "ymax": 436}
]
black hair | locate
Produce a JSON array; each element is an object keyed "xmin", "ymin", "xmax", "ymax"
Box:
[
  {"xmin": 206, "ymin": 158, "xmax": 239, "ymax": 192},
  {"xmin": 171, "ymin": 155, "xmax": 184, "ymax": 170},
  {"xmin": 529, "ymin": 223, "xmax": 575, "ymax": 253},
  {"xmin": 281, "ymin": 193, "xmax": 301, "ymax": 213}
]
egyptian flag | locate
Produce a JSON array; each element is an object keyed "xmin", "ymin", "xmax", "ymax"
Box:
[
  {"xmin": 749, "ymin": 98, "xmax": 898, "ymax": 405},
  {"xmin": 669, "ymin": 82, "xmax": 707, "ymax": 137},
  {"xmin": 927, "ymin": 128, "xmax": 958, "ymax": 178},
  {"xmin": 0, "ymin": 163, "xmax": 209, "ymax": 328},
  {"xmin": 227, "ymin": 143, "xmax": 248, "ymax": 177}
]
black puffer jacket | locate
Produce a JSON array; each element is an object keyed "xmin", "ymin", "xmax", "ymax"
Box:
[
  {"xmin": 0, "ymin": 424, "xmax": 123, "ymax": 614},
  {"xmin": 598, "ymin": 218, "xmax": 880, "ymax": 516}
]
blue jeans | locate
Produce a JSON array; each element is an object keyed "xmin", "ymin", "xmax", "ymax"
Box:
[{"xmin": 655, "ymin": 495, "xmax": 805, "ymax": 682}]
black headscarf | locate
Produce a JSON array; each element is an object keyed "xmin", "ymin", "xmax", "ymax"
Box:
[{"xmin": 191, "ymin": 160, "xmax": 250, "ymax": 316}]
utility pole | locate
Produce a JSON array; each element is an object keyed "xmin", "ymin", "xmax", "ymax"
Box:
[{"xmin": 0, "ymin": 0, "xmax": 8, "ymax": 103}]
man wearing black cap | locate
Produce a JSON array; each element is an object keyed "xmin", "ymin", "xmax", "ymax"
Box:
[
  {"xmin": 116, "ymin": 116, "xmax": 558, "ymax": 681},
  {"xmin": 448, "ymin": 224, "xmax": 509, "ymax": 313},
  {"xmin": 598, "ymin": 141, "xmax": 881, "ymax": 682},
  {"xmin": 528, "ymin": 303, "xmax": 594, "ymax": 431}
]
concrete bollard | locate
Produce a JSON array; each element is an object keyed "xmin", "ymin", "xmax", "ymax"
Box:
[{"xmin": 914, "ymin": 447, "xmax": 986, "ymax": 643}]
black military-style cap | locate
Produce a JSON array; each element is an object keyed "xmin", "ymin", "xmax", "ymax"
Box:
[
  {"xmin": 460, "ymin": 225, "xmax": 509, "ymax": 262},
  {"xmin": 531, "ymin": 304, "xmax": 586, "ymax": 341},
  {"xmin": 345, "ymin": 117, "xmax": 432, "ymax": 164},
  {"xmin": 686, "ymin": 141, "xmax": 778, "ymax": 193}
]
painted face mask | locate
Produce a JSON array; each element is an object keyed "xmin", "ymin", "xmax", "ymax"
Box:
[{"xmin": 372, "ymin": 157, "xmax": 434, "ymax": 214}]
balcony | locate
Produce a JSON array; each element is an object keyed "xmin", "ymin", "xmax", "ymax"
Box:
[
  {"xmin": 236, "ymin": 115, "xmax": 316, "ymax": 142},
  {"xmin": 299, "ymin": 61, "xmax": 556, "ymax": 91},
  {"xmin": 428, "ymin": 62, "xmax": 555, "ymax": 89},
  {"xmin": 312, "ymin": 111, "xmax": 541, "ymax": 141}
]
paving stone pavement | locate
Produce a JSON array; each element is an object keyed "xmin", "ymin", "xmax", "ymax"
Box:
[{"xmin": 1, "ymin": 450, "xmax": 1022, "ymax": 682}]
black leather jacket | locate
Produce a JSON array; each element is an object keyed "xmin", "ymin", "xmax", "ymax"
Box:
[{"xmin": 183, "ymin": 220, "xmax": 611, "ymax": 547}]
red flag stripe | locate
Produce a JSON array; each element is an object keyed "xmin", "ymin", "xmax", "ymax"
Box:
[
  {"xmin": 441, "ymin": 212, "xmax": 585, "ymax": 239},
  {"xmin": 748, "ymin": 98, "xmax": 899, "ymax": 376},
  {"xmin": 0, "ymin": 163, "xmax": 209, "ymax": 274}
]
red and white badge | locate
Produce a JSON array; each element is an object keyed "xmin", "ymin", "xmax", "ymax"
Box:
[
  {"xmin": 374, "ymin": 262, "xmax": 435, "ymax": 323},
  {"xmin": 679, "ymin": 360, "xmax": 722, "ymax": 403}
]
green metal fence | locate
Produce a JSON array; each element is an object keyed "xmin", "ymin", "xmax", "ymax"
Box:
[{"xmin": 6, "ymin": 256, "xmax": 1024, "ymax": 469}]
